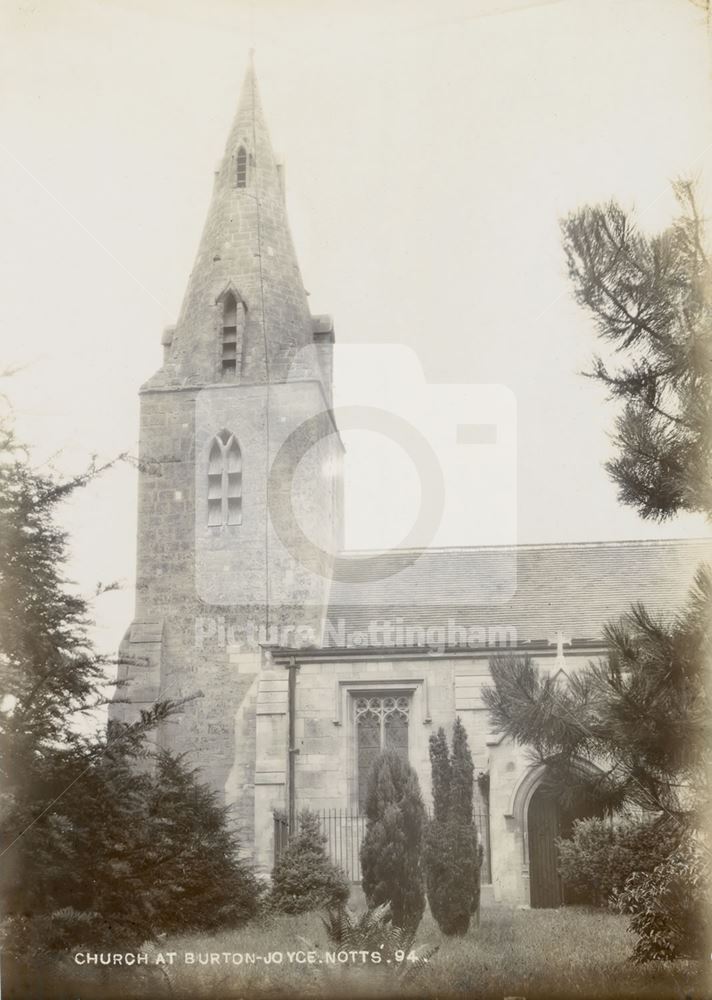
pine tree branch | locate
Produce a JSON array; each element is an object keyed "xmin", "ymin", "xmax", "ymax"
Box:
[{"xmin": 596, "ymin": 216, "xmax": 668, "ymax": 346}]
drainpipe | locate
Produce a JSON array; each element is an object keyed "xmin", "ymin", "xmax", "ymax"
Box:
[{"xmin": 286, "ymin": 656, "xmax": 300, "ymax": 832}]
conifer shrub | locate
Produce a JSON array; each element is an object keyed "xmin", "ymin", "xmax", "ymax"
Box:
[
  {"xmin": 423, "ymin": 720, "xmax": 483, "ymax": 935},
  {"xmin": 270, "ymin": 809, "xmax": 349, "ymax": 914},
  {"xmin": 360, "ymin": 752, "xmax": 426, "ymax": 933},
  {"xmin": 0, "ymin": 746, "xmax": 261, "ymax": 959},
  {"xmin": 144, "ymin": 752, "xmax": 262, "ymax": 933},
  {"xmin": 0, "ymin": 430, "xmax": 262, "ymax": 960}
]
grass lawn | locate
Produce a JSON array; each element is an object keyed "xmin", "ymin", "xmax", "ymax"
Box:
[{"xmin": 44, "ymin": 905, "xmax": 709, "ymax": 1000}]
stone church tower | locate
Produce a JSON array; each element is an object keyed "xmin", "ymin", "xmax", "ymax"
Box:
[
  {"xmin": 114, "ymin": 59, "xmax": 712, "ymax": 900},
  {"xmin": 112, "ymin": 61, "xmax": 343, "ymax": 858}
]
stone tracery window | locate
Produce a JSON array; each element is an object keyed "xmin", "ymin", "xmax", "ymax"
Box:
[
  {"xmin": 207, "ymin": 430, "xmax": 242, "ymax": 526},
  {"xmin": 355, "ymin": 694, "xmax": 410, "ymax": 809}
]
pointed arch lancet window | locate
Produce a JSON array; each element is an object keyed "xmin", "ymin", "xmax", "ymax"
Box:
[
  {"xmin": 355, "ymin": 695, "xmax": 410, "ymax": 809},
  {"xmin": 207, "ymin": 430, "xmax": 242, "ymax": 526},
  {"xmin": 236, "ymin": 146, "xmax": 247, "ymax": 188}
]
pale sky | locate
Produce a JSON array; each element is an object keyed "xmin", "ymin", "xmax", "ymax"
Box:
[{"xmin": 1, "ymin": 0, "xmax": 711, "ymax": 656}]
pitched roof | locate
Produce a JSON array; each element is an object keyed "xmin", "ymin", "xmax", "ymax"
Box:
[{"xmin": 324, "ymin": 538, "xmax": 712, "ymax": 649}]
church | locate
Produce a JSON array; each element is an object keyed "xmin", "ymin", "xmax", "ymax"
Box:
[{"xmin": 111, "ymin": 62, "xmax": 710, "ymax": 909}]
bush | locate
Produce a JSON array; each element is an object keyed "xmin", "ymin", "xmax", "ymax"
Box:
[
  {"xmin": 424, "ymin": 721, "xmax": 483, "ymax": 935},
  {"xmin": 360, "ymin": 752, "xmax": 426, "ymax": 933},
  {"xmin": 145, "ymin": 752, "xmax": 262, "ymax": 933},
  {"xmin": 556, "ymin": 815, "xmax": 679, "ymax": 908},
  {"xmin": 0, "ymin": 747, "xmax": 260, "ymax": 959},
  {"xmin": 270, "ymin": 809, "xmax": 349, "ymax": 914},
  {"xmin": 616, "ymin": 837, "xmax": 710, "ymax": 961}
]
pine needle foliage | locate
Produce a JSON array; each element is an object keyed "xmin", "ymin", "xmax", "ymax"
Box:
[
  {"xmin": 483, "ymin": 566, "xmax": 711, "ymax": 830},
  {"xmin": 561, "ymin": 180, "xmax": 712, "ymax": 521}
]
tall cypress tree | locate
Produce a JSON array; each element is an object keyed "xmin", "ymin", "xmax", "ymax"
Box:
[
  {"xmin": 451, "ymin": 717, "xmax": 475, "ymax": 825},
  {"xmin": 429, "ymin": 727, "xmax": 451, "ymax": 822},
  {"xmin": 424, "ymin": 719, "xmax": 482, "ymax": 935}
]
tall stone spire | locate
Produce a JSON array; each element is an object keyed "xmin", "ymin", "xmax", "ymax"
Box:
[{"xmin": 153, "ymin": 58, "xmax": 320, "ymax": 387}]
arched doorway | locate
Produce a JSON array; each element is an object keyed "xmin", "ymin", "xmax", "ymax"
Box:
[{"xmin": 527, "ymin": 779, "xmax": 601, "ymax": 908}]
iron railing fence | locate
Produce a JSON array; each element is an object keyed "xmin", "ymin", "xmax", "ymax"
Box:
[{"xmin": 274, "ymin": 808, "xmax": 491, "ymax": 884}]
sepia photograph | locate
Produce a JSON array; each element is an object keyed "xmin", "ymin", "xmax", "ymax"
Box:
[{"xmin": 1, "ymin": 1, "xmax": 711, "ymax": 997}]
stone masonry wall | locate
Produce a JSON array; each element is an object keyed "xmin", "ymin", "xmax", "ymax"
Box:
[
  {"xmin": 285, "ymin": 649, "xmax": 595, "ymax": 902},
  {"xmin": 113, "ymin": 370, "xmax": 342, "ymax": 854}
]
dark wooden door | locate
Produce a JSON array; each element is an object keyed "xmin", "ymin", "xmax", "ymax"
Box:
[{"xmin": 527, "ymin": 785, "xmax": 563, "ymax": 908}]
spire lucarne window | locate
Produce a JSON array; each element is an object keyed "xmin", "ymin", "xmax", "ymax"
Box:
[
  {"xmin": 207, "ymin": 430, "xmax": 242, "ymax": 526},
  {"xmin": 236, "ymin": 145, "xmax": 247, "ymax": 188},
  {"xmin": 221, "ymin": 292, "xmax": 241, "ymax": 374}
]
